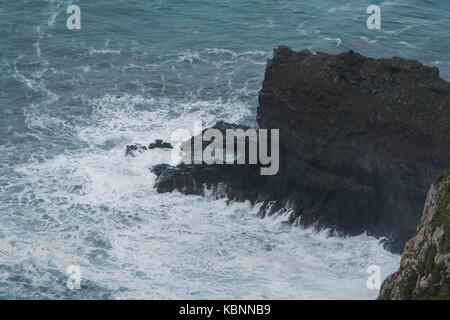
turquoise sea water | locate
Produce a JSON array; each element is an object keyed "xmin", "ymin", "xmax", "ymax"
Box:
[{"xmin": 0, "ymin": 0, "xmax": 448, "ymax": 299}]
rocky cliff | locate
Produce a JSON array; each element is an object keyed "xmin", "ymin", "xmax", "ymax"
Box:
[
  {"xmin": 379, "ymin": 170, "xmax": 450, "ymax": 299},
  {"xmin": 257, "ymin": 46, "xmax": 450, "ymax": 252},
  {"xmin": 151, "ymin": 46, "xmax": 450, "ymax": 253}
]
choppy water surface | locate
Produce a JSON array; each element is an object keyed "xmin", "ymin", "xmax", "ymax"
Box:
[{"xmin": 2, "ymin": 0, "xmax": 449, "ymax": 299}]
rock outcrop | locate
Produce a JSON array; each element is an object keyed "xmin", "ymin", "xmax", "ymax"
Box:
[
  {"xmin": 257, "ymin": 46, "xmax": 450, "ymax": 252},
  {"xmin": 152, "ymin": 46, "xmax": 450, "ymax": 253},
  {"xmin": 151, "ymin": 122, "xmax": 273, "ymax": 204},
  {"xmin": 148, "ymin": 139, "xmax": 173, "ymax": 149},
  {"xmin": 126, "ymin": 140, "xmax": 173, "ymax": 157},
  {"xmin": 379, "ymin": 170, "xmax": 450, "ymax": 299},
  {"xmin": 125, "ymin": 143, "xmax": 147, "ymax": 157}
]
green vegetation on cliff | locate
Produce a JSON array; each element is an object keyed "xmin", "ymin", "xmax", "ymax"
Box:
[{"xmin": 379, "ymin": 169, "xmax": 450, "ymax": 300}]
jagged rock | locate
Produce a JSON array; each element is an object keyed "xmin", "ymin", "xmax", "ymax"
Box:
[
  {"xmin": 126, "ymin": 140, "xmax": 173, "ymax": 157},
  {"xmin": 125, "ymin": 143, "xmax": 147, "ymax": 157},
  {"xmin": 148, "ymin": 139, "xmax": 173, "ymax": 149},
  {"xmin": 152, "ymin": 47, "xmax": 450, "ymax": 253},
  {"xmin": 150, "ymin": 122, "xmax": 272, "ymax": 203},
  {"xmin": 379, "ymin": 170, "xmax": 450, "ymax": 300}
]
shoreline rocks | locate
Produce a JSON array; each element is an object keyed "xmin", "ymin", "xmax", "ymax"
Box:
[{"xmin": 151, "ymin": 46, "xmax": 450, "ymax": 253}]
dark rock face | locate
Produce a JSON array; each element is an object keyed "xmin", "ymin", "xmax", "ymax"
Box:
[
  {"xmin": 152, "ymin": 47, "xmax": 450, "ymax": 253},
  {"xmin": 379, "ymin": 170, "xmax": 450, "ymax": 300}
]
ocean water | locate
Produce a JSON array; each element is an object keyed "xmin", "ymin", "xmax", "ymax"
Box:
[{"xmin": 1, "ymin": 0, "xmax": 449, "ymax": 299}]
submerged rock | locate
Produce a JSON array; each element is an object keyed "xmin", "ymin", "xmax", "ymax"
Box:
[
  {"xmin": 152, "ymin": 47, "xmax": 450, "ymax": 253},
  {"xmin": 379, "ymin": 170, "xmax": 450, "ymax": 300}
]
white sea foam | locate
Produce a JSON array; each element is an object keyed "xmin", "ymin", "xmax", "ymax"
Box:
[
  {"xmin": 360, "ymin": 36, "xmax": 378, "ymax": 44},
  {"xmin": 1, "ymin": 89, "xmax": 401, "ymax": 299},
  {"xmin": 89, "ymin": 48, "xmax": 122, "ymax": 55},
  {"xmin": 397, "ymin": 41, "xmax": 418, "ymax": 49},
  {"xmin": 323, "ymin": 37, "xmax": 342, "ymax": 47}
]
